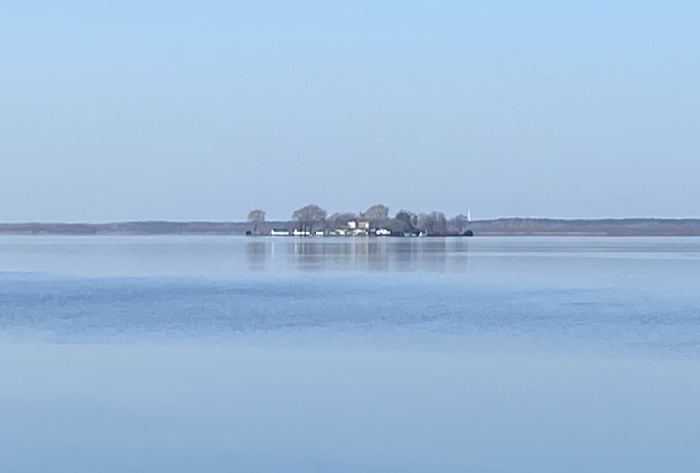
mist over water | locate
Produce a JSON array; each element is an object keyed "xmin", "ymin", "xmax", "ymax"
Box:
[{"xmin": 2, "ymin": 236, "xmax": 700, "ymax": 472}]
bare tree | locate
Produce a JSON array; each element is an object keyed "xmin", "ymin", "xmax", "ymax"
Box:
[
  {"xmin": 247, "ymin": 209, "xmax": 266, "ymax": 235},
  {"xmin": 450, "ymin": 214, "xmax": 469, "ymax": 234},
  {"xmin": 418, "ymin": 211, "xmax": 447, "ymax": 235},
  {"xmin": 395, "ymin": 210, "xmax": 417, "ymax": 229},
  {"xmin": 292, "ymin": 204, "xmax": 327, "ymax": 234},
  {"xmin": 431, "ymin": 211, "xmax": 447, "ymax": 235},
  {"xmin": 363, "ymin": 204, "xmax": 389, "ymax": 220},
  {"xmin": 417, "ymin": 213, "xmax": 435, "ymax": 235}
]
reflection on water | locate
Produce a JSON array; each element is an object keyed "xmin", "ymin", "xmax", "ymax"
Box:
[
  {"xmin": 246, "ymin": 241, "xmax": 267, "ymax": 272},
  {"xmin": 246, "ymin": 238, "xmax": 465, "ymax": 273},
  {"xmin": 3, "ymin": 235, "xmax": 700, "ymax": 278}
]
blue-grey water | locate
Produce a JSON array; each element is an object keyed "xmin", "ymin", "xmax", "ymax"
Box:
[{"xmin": 1, "ymin": 236, "xmax": 700, "ymax": 472}]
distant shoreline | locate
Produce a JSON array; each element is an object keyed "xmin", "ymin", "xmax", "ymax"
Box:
[{"xmin": 2, "ymin": 218, "xmax": 700, "ymax": 237}]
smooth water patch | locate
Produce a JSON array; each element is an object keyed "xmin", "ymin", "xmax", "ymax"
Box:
[
  {"xmin": 1, "ymin": 273, "xmax": 699, "ymax": 356},
  {"xmin": 2, "ymin": 343, "xmax": 700, "ymax": 473},
  {"xmin": 3, "ymin": 235, "xmax": 700, "ymax": 278}
]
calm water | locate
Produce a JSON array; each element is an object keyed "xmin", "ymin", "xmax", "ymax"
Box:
[{"xmin": 2, "ymin": 236, "xmax": 700, "ymax": 472}]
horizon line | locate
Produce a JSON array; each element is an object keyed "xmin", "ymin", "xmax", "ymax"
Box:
[{"xmin": 2, "ymin": 216, "xmax": 700, "ymax": 225}]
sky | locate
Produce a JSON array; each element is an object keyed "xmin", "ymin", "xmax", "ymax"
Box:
[{"xmin": 1, "ymin": 1, "xmax": 698, "ymax": 222}]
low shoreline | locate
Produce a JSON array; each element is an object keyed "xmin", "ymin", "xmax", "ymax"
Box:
[{"xmin": 2, "ymin": 218, "xmax": 700, "ymax": 237}]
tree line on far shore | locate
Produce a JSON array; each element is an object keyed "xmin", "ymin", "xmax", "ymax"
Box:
[{"xmin": 246, "ymin": 204, "xmax": 472, "ymax": 236}]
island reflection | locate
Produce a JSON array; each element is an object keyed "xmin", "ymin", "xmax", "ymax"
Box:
[{"xmin": 247, "ymin": 238, "xmax": 472, "ymax": 273}]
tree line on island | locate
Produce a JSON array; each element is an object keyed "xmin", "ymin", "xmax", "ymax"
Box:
[{"xmin": 246, "ymin": 204, "xmax": 473, "ymax": 237}]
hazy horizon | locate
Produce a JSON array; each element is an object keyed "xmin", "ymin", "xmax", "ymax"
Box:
[
  {"xmin": 2, "ymin": 1, "xmax": 698, "ymax": 222},
  {"xmin": 3, "ymin": 214, "xmax": 700, "ymax": 225}
]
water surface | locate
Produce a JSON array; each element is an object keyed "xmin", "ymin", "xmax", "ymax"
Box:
[{"xmin": 1, "ymin": 236, "xmax": 699, "ymax": 472}]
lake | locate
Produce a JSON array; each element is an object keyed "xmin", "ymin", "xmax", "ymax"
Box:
[{"xmin": 1, "ymin": 236, "xmax": 700, "ymax": 472}]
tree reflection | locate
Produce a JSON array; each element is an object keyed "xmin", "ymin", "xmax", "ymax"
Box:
[
  {"xmin": 246, "ymin": 241, "xmax": 267, "ymax": 271},
  {"xmin": 283, "ymin": 238, "xmax": 468, "ymax": 273}
]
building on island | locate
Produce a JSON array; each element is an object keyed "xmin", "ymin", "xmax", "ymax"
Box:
[{"xmin": 346, "ymin": 219, "xmax": 370, "ymax": 236}]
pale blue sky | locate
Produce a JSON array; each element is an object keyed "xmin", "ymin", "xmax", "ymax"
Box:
[{"xmin": 2, "ymin": 1, "xmax": 698, "ymax": 222}]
